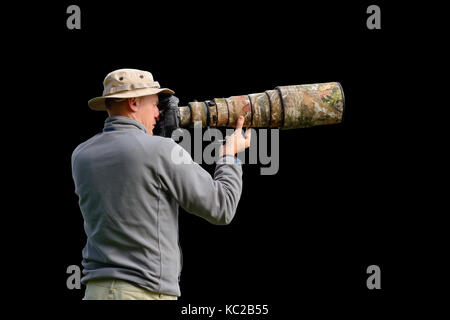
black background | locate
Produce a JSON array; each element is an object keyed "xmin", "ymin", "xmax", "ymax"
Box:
[{"xmin": 14, "ymin": 0, "xmax": 443, "ymax": 317}]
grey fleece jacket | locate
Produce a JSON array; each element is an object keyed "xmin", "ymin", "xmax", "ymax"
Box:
[{"xmin": 71, "ymin": 116, "xmax": 243, "ymax": 296}]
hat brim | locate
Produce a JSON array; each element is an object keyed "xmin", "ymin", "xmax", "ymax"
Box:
[{"xmin": 88, "ymin": 87, "xmax": 175, "ymax": 111}]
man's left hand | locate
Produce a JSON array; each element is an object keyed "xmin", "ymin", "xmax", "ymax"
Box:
[{"xmin": 154, "ymin": 94, "xmax": 180, "ymax": 137}]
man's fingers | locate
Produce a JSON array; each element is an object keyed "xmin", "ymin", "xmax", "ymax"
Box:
[{"xmin": 235, "ymin": 116, "xmax": 244, "ymax": 132}]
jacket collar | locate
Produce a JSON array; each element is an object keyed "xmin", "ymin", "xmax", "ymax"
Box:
[{"xmin": 103, "ymin": 116, "xmax": 148, "ymax": 134}]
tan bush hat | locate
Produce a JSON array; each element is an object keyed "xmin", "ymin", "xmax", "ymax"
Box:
[{"xmin": 88, "ymin": 68, "xmax": 175, "ymax": 111}]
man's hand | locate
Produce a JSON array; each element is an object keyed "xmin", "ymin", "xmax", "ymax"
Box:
[
  {"xmin": 219, "ymin": 116, "xmax": 252, "ymax": 157},
  {"xmin": 154, "ymin": 94, "xmax": 180, "ymax": 137}
]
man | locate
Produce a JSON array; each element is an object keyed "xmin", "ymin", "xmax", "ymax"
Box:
[{"xmin": 72, "ymin": 68, "xmax": 251, "ymax": 300}]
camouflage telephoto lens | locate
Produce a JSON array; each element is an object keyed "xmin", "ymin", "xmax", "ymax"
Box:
[{"xmin": 178, "ymin": 82, "xmax": 344, "ymax": 129}]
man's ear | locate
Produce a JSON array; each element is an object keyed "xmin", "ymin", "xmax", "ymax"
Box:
[{"xmin": 127, "ymin": 97, "xmax": 139, "ymax": 112}]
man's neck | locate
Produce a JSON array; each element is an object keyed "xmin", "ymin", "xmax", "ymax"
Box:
[{"xmin": 107, "ymin": 112, "xmax": 152, "ymax": 135}]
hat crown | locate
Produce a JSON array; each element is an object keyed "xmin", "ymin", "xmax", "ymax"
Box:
[
  {"xmin": 102, "ymin": 68, "xmax": 160, "ymax": 96},
  {"xmin": 88, "ymin": 68, "xmax": 174, "ymax": 111}
]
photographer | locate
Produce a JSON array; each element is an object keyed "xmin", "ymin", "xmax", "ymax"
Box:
[{"xmin": 71, "ymin": 68, "xmax": 251, "ymax": 300}]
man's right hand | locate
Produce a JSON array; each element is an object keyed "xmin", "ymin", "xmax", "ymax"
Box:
[{"xmin": 219, "ymin": 116, "xmax": 252, "ymax": 157}]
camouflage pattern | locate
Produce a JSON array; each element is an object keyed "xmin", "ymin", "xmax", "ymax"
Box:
[
  {"xmin": 188, "ymin": 101, "xmax": 207, "ymax": 127},
  {"xmin": 215, "ymin": 97, "xmax": 229, "ymax": 126},
  {"xmin": 225, "ymin": 95, "xmax": 252, "ymax": 127},
  {"xmin": 179, "ymin": 106, "xmax": 191, "ymax": 127},
  {"xmin": 206, "ymin": 101, "xmax": 218, "ymax": 127},
  {"xmin": 178, "ymin": 82, "xmax": 344, "ymax": 129},
  {"xmin": 248, "ymin": 92, "xmax": 271, "ymax": 127},
  {"xmin": 265, "ymin": 89, "xmax": 283, "ymax": 128},
  {"xmin": 277, "ymin": 82, "xmax": 344, "ymax": 129}
]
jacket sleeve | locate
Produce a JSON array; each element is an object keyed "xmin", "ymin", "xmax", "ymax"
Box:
[{"xmin": 157, "ymin": 139, "xmax": 243, "ymax": 225}]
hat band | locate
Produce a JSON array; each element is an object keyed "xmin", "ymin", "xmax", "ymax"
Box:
[{"xmin": 103, "ymin": 81, "xmax": 160, "ymax": 95}]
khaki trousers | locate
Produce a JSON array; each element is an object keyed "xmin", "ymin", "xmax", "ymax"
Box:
[{"xmin": 83, "ymin": 279, "xmax": 178, "ymax": 300}]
